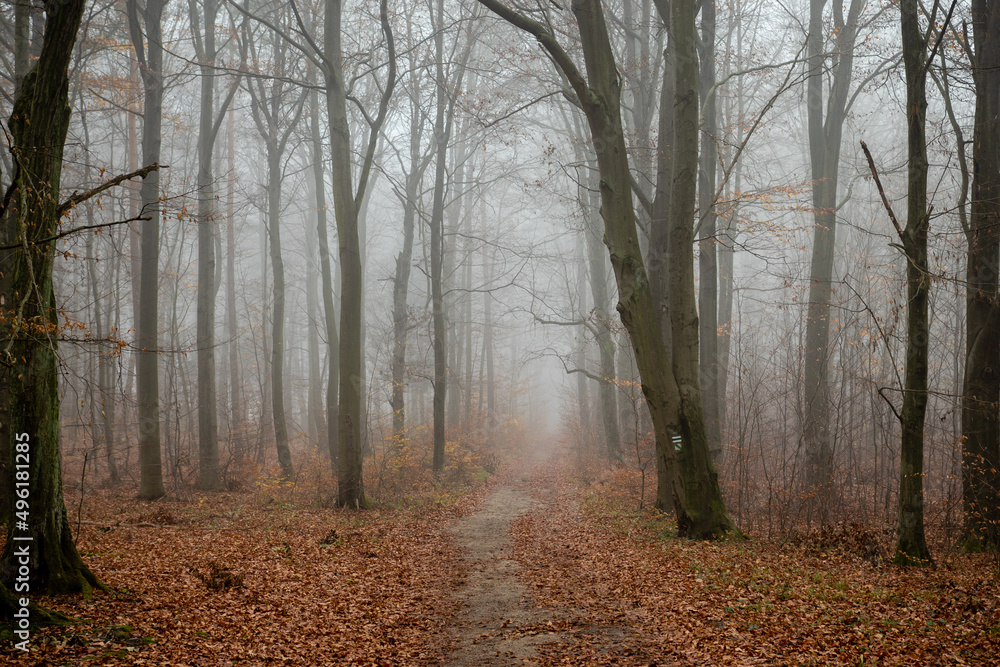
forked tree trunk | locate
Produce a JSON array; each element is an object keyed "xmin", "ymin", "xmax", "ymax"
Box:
[
  {"xmin": 802, "ymin": 0, "xmax": 863, "ymax": 519},
  {"xmin": 479, "ymin": 0, "xmax": 736, "ymax": 538},
  {"xmin": 324, "ymin": 0, "xmax": 394, "ymax": 507}
]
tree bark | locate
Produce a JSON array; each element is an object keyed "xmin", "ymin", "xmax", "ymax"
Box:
[
  {"xmin": 890, "ymin": 0, "xmax": 932, "ymax": 566},
  {"xmin": 802, "ymin": 0, "xmax": 862, "ymax": 518},
  {"xmin": 697, "ymin": 0, "xmax": 722, "ymax": 465},
  {"xmin": 192, "ymin": 0, "xmax": 222, "ymax": 490},
  {"xmin": 323, "ymin": 0, "xmax": 395, "ymax": 506},
  {"xmin": 0, "ymin": 0, "xmax": 106, "ymax": 595},
  {"xmin": 963, "ymin": 0, "xmax": 1000, "ymax": 551},
  {"xmin": 127, "ymin": 0, "xmax": 167, "ymax": 501}
]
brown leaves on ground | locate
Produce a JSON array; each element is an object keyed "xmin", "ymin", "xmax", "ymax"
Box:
[
  {"xmin": 3, "ymin": 443, "xmax": 999, "ymax": 666},
  {"xmin": 2, "ymin": 489, "xmax": 469, "ymax": 666},
  {"xmin": 510, "ymin": 455, "xmax": 1000, "ymax": 666}
]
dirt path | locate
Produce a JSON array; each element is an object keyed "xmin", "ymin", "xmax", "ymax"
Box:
[{"xmin": 444, "ymin": 444, "xmax": 632, "ymax": 666}]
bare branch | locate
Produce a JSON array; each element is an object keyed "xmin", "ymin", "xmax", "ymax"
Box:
[
  {"xmin": 57, "ymin": 163, "xmax": 163, "ymax": 217},
  {"xmin": 859, "ymin": 140, "xmax": 904, "ymax": 241}
]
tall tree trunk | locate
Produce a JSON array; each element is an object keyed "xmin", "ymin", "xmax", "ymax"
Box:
[
  {"xmin": 717, "ymin": 7, "xmax": 742, "ymax": 436},
  {"xmin": 324, "ymin": 0, "xmax": 395, "ymax": 506},
  {"xmin": 0, "ymin": 0, "xmax": 105, "ymax": 596},
  {"xmin": 963, "ymin": 0, "xmax": 1000, "ymax": 551},
  {"xmin": 697, "ymin": 0, "xmax": 722, "ymax": 465},
  {"xmin": 86, "ymin": 206, "xmax": 119, "ymax": 486},
  {"xmin": 126, "ymin": 54, "xmax": 140, "ymax": 424},
  {"xmin": 266, "ymin": 150, "xmax": 294, "ymax": 479},
  {"xmin": 429, "ymin": 0, "xmax": 448, "ymax": 473},
  {"xmin": 445, "ymin": 141, "xmax": 468, "ymax": 429},
  {"xmin": 309, "ymin": 83, "xmax": 340, "ymax": 467},
  {"xmin": 127, "ymin": 0, "xmax": 167, "ymax": 501},
  {"xmin": 193, "ymin": 0, "xmax": 221, "ymax": 490},
  {"xmin": 80, "ymin": 103, "xmax": 120, "ymax": 486},
  {"xmin": 306, "ymin": 191, "xmax": 322, "ymax": 450},
  {"xmin": 649, "ymin": 20, "xmax": 674, "ymax": 509},
  {"xmin": 390, "ymin": 131, "xmax": 421, "ymax": 442},
  {"xmin": 226, "ymin": 105, "xmax": 242, "ymax": 456},
  {"xmin": 575, "ymin": 235, "xmax": 592, "ymax": 445},
  {"xmin": 245, "ymin": 14, "xmax": 301, "ymax": 480},
  {"xmin": 484, "ymin": 248, "xmax": 496, "ymax": 433},
  {"xmin": 463, "ymin": 246, "xmax": 474, "ymax": 423},
  {"xmin": 258, "ymin": 215, "xmax": 272, "ymax": 463},
  {"xmin": 889, "ymin": 0, "xmax": 932, "ymax": 565},
  {"xmin": 565, "ymin": 108, "xmax": 623, "ymax": 462},
  {"xmin": 802, "ymin": 0, "xmax": 863, "ymax": 519},
  {"xmin": 583, "ymin": 168, "xmax": 622, "ymax": 462},
  {"xmin": 665, "ymin": 0, "xmax": 732, "ymax": 536}
]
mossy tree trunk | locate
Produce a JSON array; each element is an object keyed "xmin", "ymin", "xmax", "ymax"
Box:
[{"xmin": 0, "ymin": 0, "xmax": 105, "ymax": 596}]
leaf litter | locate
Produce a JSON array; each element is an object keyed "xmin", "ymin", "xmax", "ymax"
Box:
[{"xmin": 2, "ymin": 441, "xmax": 998, "ymax": 666}]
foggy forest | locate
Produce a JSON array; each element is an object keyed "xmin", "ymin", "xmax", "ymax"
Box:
[{"xmin": 1, "ymin": 0, "xmax": 999, "ymax": 663}]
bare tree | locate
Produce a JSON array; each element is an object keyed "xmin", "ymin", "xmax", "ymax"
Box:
[{"xmin": 127, "ymin": 0, "xmax": 168, "ymax": 501}]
